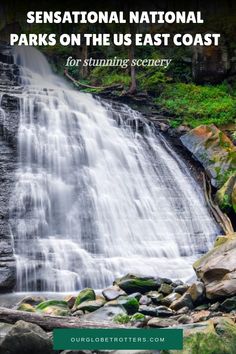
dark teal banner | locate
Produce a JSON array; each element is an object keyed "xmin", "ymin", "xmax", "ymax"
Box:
[{"xmin": 53, "ymin": 328, "xmax": 183, "ymax": 350}]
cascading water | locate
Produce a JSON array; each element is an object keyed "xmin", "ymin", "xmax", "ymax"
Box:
[{"xmin": 9, "ymin": 46, "xmax": 219, "ymax": 292}]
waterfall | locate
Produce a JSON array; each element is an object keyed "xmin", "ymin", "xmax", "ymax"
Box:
[{"xmin": 9, "ymin": 46, "xmax": 219, "ymax": 292}]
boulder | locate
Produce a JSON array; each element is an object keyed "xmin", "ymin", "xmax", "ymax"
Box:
[
  {"xmin": 0, "ymin": 320, "xmax": 53, "ymax": 354},
  {"xmin": 114, "ymin": 274, "xmax": 161, "ymax": 294},
  {"xmin": 180, "ymin": 125, "xmax": 236, "ymax": 187},
  {"xmin": 105, "ymin": 296, "xmax": 139, "ymax": 315},
  {"xmin": 102, "ymin": 285, "xmax": 126, "ymax": 301},
  {"xmin": 74, "ymin": 288, "xmax": 96, "ymax": 307},
  {"xmin": 63, "ymin": 295, "xmax": 76, "ymax": 309},
  {"xmin": 178, "ymin": 315, "xmax": 192, "ymax": 324},
  {"xmin": 146, "ymin": 291, "xmax": 163, "ymax": 304},
  {"xmin": 147, "ymin": 317, "xmax": 177, "ymax": 328},
  {"xmin": 156, "ymin": 306, "xmax": 174, "ymax": 317},
  {"xmin": 186, "ymin": 282, "xmax": 205, "ymax": 304},
  {"xmin": 35, "ymin": 300, "xmax": 70, "ymax": 316},
  {"xmin": 83, "ymin": 304, "xmax": 127, "ymax": 323},
  {"xmin": 170, "ymin": 293, "xmax": 193, "ymax": 311},
  {"xmin": 139, "ymin": 295, "xmax": 152, "ymax": 306},
  {"xmin": 17, "ymin": 295, "xmax": 46, "ymax": 307},
  {"xmin": 138, "ymin": 305, "xmax": 157, "ymax": 317},
  {"xmin": 159, "ymin": 283, "xmax": 173, "ymax": 295},
  {"xmin": 161, "ymin": 292, "xmax": 181, "ymax": 307},
  {"xmin": 174, "ymin": 284, "xmax": 189, "ymax": 295},
  {"xmin": 220, "ymin": 296, "xmax": 236, "ymax": 312},
  {"xmin": 75, "ymin": 299, "xmax": 105, "ymax": 313},
  {"xmin": 193, "ymin": 234, "xmax": 236, "ymax": 299}
]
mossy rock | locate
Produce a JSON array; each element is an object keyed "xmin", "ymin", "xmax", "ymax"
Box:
[
  {"xmin": 74, "ymin": 288, "xmax": 96, "ymax": 307},
  {"xmin": 36, "ymin": 300, "xmax": 70, "ymax": 316},
  {"xmin": 17, "ymin": 303, "xmax": 35, "ymax": 312},
  {"xmin": 130, "ymin": 312, "xmax": 146, "ymax": 323},
  {"xmin": 216, "ymin": 173, "xmax": 236, "ymax": 213},
  {"xmin": 105, "ymin": 296, "xmax": 139, "ymax": 315},
  {"xmin": 114, "ymin": 274, "xmax": 161, "ymax": 294},
  {"xmin": 113, "ymin": 313, "xmax": 130, "ymax": 324}
]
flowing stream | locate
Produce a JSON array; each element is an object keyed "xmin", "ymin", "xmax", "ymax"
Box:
[{"xmin": 9, "ymin": 47, "xmax": 219, "ymax": 292}]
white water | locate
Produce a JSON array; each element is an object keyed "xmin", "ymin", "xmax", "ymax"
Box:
[{"xmin": 9, "ymin": 47, "xmax": 219, "ymax": 291}]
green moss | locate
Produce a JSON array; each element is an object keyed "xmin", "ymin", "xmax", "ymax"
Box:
[
  {"xmin": 35, "ymin": 300, "xmax": 68, "ymax": 311},
  {"xmin": 74, "ymin": 288, "xmax": 96, "ymax": 307}
]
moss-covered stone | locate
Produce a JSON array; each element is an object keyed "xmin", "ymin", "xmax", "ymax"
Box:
[
  {"xmin": 105, "ymin": 296, "xmax": 139, "ymax": 315},
  {"xmin": 74, "ymin": 288, "xmax": 96, "ymax": 307},
  {"xmin": 114, "ymin": 274, "xmax": 161, "ymax": 294},
  {"xmin": 35, "ymin": 300, "xmax": 70, "ymax": 316},
  {"xmin": 181, "ymin": 125, "xmax": 236, "ymax": 188},
  {"xmin": 17, "ymin": 303, "xmax": 35, "ymax": 312},
  {"xmin": 216, "ymin": 173, "xmax": 236, "ymax": 213}
]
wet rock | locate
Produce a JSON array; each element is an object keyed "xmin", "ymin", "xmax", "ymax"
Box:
[
  {"xmin": 63, "ymin": 295, "xmax": 76, "ymax": 309},
  {"xmin": 209, "ymin": 302, "xmax": 220, "ymax": 311},
  {"xmin": 193, "ymin": 234, "xmax": 236, "ymax": 299},
  {"xmin": 147, "ymin": 317, "xmax": 177, "ymax": 328},
  {"xmin": 174, "ymin": 284, "xmax": 189, "ymax": 295},
  {"xmin": 159, "ymin": 283, "xmax": 173, "ymax": 295},
  {"xmin": 186, "ymin": 281, "xmax": 205, "ymax": 304},
  {"xmin": 170, "ymin": 293, "xmax": 193, "ymax": 311},
  {"xmin": 181, "ymin": 125, "xmax": 236, "ymax": 187},
  {"xmin": 72, "ymin": 310, "xmax": 84, "ymax": 317},
  {"xmin": 156, "ymin": 306, "xmax": 173, "ymax": 317},
  {"xmin": 138, "ymin": 305, "xmax": 157, "ymax": 317},
  {"xmin": 176, "ymin": 306, "xmax": 190, "ymax": 315},
  {"xmin": 178, "ymin": 315, "xmax": 192, "ymax": 324},
  {"xmin": 0, "ymin": 261, "xmax": 16, "ymax": 291},
  {"xmin": 102, "ymin": 285, "xmax": 126, "ymax": 301},
  {"xmin": 76, "ymin": 299, "xmax": 105, "ymax": 313},
  {"xmin": 0, "ymin": 320, "xmax": 53, "ymax": 354},
  {"xmin": 139, "ymin": 295, "xmax": 152, "ymax": 306},
  {"xmin": 114, "ymin": 274, "xmax": 161, "ymax": 294},
  {"xmin": 194, "ymin": 303, "xmax": 209, "ymax": 311},
  {"xmin": 127, "ymin": 292, "xmax": 142, "ymax": 301},
  {"xmin": 192, "ymin": 310, "xmax": 210, "ymax": 322},
  {"xmin": 105, "ymin": 296, "xmax": 139, "ymax": 315},
  {"xmin": 35, "ymin": 300, "xmax": 70, "ymax": 316},
  {"xmin": 220, "ymin": 296, "xmax": 236, "ymax": 312},
  {"xmin": 17, "ymin": 295, "xmax": 46, "ymax": 307},
  {"xmin": 74, "ymin": 288, "xmax": 96, "ymax": 308},
  {"xmin": 83, "ymin": 304, "xmax": 126, "ymax": 322},
  {"xmin": 171, "ymin": 280, "xmax": 184, "ymax": 287},
  {"xmin": 161, "ymin": 292, "xmax": 181, "ymax": 307},
  {"xmin": 146, "ymin": 291, "xmax": 163, "ymax": 304}
]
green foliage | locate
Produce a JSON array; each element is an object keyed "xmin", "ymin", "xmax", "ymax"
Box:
[
  {"xmin": 216, "ymin": 168, "xmax": 236, "ymax": 186},
  {"xmin": 156, "ymin": 83, "xmax": 236, "ymax": 128},
  {"xmin": 184, "ymin": 332, "xmax": 232, "ymax": 354}
]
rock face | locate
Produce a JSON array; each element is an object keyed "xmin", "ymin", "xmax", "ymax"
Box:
[
  {"xmin": 192, "ymin": 44, "xmax": 230, "ymax": 84},
  {"xmin": 180, "ymin": 125, "xmax": 236, "ymax": 188},
  {"xmin": 193, "ymin": 233, "xmax": 236, "ymax": 299},
  {"xmin": 216, "ymin": 173, "xmax": 236, "ymax": 213},
  {"xmin": 0, "ymin": 44, "xmax": 19, "ymax": 291}
]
